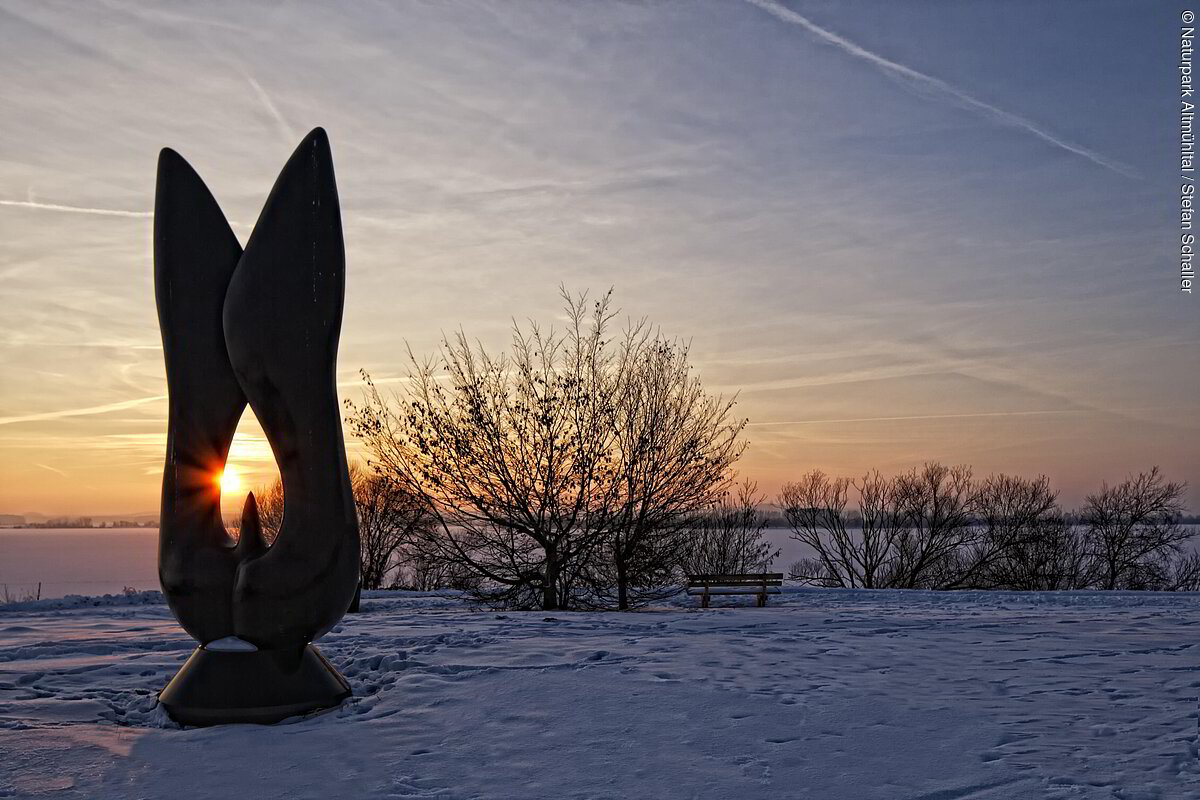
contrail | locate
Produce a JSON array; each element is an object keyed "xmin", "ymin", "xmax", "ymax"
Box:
[
  {"xmin": 246, "ymin": 75, "xmax": 296, "ymax": 144},
  {"xmin": 0, "ymin": 395, "xmax": 167, "ymax": 426},
  {"xmin": 0, "ymin": 199, "xmax": 152, "ymax": 218},
  {"xmin": 747, "ymin": 409, "xmax": 1084, "ymax": 427},
  {"xmin": 35, "ymin": 463, "xmax": 69, "ymax": 478},
  {"xmin": 744, "ymin": 0, "xmax": 1136, "ymax": 178},
  {"xmin": 0, "ymin": 198, "xmax": 249, "ymax": 230}
]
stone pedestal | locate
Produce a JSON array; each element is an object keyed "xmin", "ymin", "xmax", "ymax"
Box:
[{"xmin": 158, "ymin": 644, "xmax": 351, "ymax": 726}]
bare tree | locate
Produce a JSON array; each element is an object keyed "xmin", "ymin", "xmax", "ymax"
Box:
[
  {"xmin": 682, "ymin": 480, "xmax": 779, "ymax": 577},
  {"xmin": 347, "ymin": 290, "xmax": 747, "ymax": 610},
  {"xmin": 1152, "ymin": 549, "xmax": 1200, "ymax": 591},
  {"xmin": 888, "ymin": 463, "xmax": 976, "ymax": 589},
  {"xmin": 391, "ymin": 534, "xmax": 483, "ymax": 591},
  {"xmin": 981, "ymin": 515, "xmax": 1089, "ymax": 590},
  {"xmin": 594, "ymin": 336, "xmax": 746, "ymax": 609},
  {"xmin": 781, "ymin": 470, "xmax": 903, "ymax": 588},
  {"xmin": 348, "ymin": 291, "xmax": 624, "ymax": 610},
  {"xmin": 945, "ymin": 474, "xmax": 1060, "ymax": 589},
  {"xmin": 1080, "ymin": 467, "xmax": 1190, "ymax": 589},
  {"xmin": 352, "ymin": 464, "xmax": 436, "ymax": 590}
]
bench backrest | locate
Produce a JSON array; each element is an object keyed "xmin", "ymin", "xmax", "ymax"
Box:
[{"xmin": 687, "ymin": 573, "xmax": 783, "ymax": 587}]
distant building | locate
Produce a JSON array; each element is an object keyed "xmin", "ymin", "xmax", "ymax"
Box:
[{"xmin": 0, "ymin": 514, "xmax": 23, "ymax": 527}]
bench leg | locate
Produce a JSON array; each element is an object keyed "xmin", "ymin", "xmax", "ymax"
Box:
[{"xmin": 757, "ymin": 593, "xmax": 766, "ymax": 607}]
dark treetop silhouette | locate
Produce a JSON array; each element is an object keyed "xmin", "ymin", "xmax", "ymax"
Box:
[{"xmin": 154, "ymin": 128, "xmax": 359, "ymax": 725}]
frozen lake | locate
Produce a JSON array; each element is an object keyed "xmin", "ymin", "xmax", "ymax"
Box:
[
  {"xmin": 0, "ymin": 527, "xmax": 816, "ymax": 599},
  {"xmin": 0, "ymin": 528, "xmax": 160, "ymax": 599},
  {"xmin": 4, "ymin": 525, "xmax": 1194, "ymax": 600}
]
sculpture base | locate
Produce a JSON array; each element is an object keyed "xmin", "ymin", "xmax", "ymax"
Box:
[{"xmin": 158, "ymin": 643, "xmax": 351, "ymax": 726}]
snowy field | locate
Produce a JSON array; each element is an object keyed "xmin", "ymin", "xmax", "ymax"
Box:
[{"xmin": 0, "ymin": 589, "xmax": 1197, "ymax": 800}]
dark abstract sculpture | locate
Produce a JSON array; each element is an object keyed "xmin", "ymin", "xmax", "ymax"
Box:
[{"xmin": 154, "ymin": 129, "xmax": 359, "ymax": 725}]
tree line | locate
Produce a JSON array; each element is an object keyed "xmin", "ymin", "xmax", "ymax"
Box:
[
  {"xmin": 231, "ymin": 290, "xmax": 1194, "ymax": 611},
  {"xmin": 244, "ymin": 458, "xmax": 1196, "ymax": 604},
  {"xmin": 783, "ymin": 464, "xmax": 1196, "ymax": 591}
]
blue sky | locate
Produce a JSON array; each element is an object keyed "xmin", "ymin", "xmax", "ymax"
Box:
[{"xmin": 0, "ymin": 0, "xmax": 1195, "ymax": 513}]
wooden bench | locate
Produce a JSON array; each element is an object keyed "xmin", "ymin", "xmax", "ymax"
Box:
[{"xmin": 686, "ymin": 573, "xmax": 783, "ymax": 608}]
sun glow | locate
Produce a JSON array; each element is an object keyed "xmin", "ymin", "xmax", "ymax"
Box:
[{"xmin": 218, "ymin": 465, "xmax": 242, "ymax": 495}]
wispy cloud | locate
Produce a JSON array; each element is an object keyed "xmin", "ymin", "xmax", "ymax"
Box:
[
  {"xmin": 2, "ymin": 339, "xmax": 162, "ymax": 350},
  {"xmin": 744, "ymin": 0, "xmax": 1136, "ymax": 178},
  {"xmin": 0, "ymin": 1, "xmax": 1187, "ymax": 513},
  {"xmin": 747, "ymin": 409, "xmax": 1087, "ymax": 427},
  {"xmin": 245, "ymin": 75, "xmax": 295, "ymax": 144},
  {"xmin": 0, "ymin": 395, "xmax": 166, "ymax": 426},
  {"xmin": 0, "ymin": 199, "xmax": 152, "ymax": 218},
  {"xmin": 35, "ymin": 462, "xmax": 69, "ymax": 478}
]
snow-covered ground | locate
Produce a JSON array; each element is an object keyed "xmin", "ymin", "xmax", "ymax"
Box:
[{"xmin": 0, "ymin": 589, "xmax": 1196, "ymax": 799}]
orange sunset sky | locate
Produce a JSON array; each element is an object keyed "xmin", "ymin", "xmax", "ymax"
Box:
[{"xmin": 1, "ymin": 2, "xmax": 1197, "ymax": 516}]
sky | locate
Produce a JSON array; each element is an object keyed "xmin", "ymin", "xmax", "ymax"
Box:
[{"xmin": 0, "ymin": 0, "xmax": 1197, "ymax": 516}]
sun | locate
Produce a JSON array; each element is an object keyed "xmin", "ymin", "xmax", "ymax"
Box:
[{"xmin": 218, "ymin": 465, "xmax": 242, "ymax": 495}]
